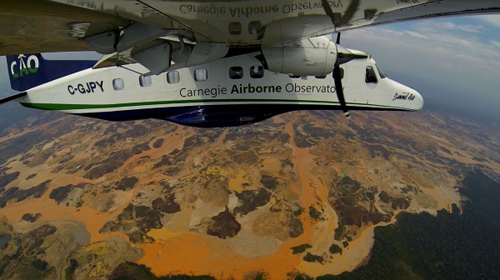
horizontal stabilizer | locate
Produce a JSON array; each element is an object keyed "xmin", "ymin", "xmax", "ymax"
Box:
[{"xmin": 0, "ymin": 92, "xmax": 27, "ymax": 105}]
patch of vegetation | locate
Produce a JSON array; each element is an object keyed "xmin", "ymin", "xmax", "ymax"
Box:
[
  {"xmin": 116, "ymin": 177, "xmax": 138, "ymax": 191},
  {"xmin": 135, "ymin": 206, "xmax": 163, "ymax": 232},
  {"xmin": 0, "ymin": 172, "xmax": 20, "ymax": 188},
  {"xmin": 0, "ymin": 233, "xmax": 11, "ymax": 249},
  {"xmin": 0, "ymin": 180, "xmax": 51, "ymax": 208},
  {"xmin": 337, "ymin": 176, "xmax": 361, "ymax": 196},
  {"xmin": 333, "ymin": 197, "xmax": 389, "ymax": 227},
  {"xmin": 230, "ymin": 149, "xmax": 259, "ymax": 165},
  {"xmin": 49, "ymin": 185, "xmax": 73, "ymax": 204},
  {"xmin": 440, "ymin": 146, "xmax": 452, "ymax": 155},
  {"xmin": 401, "ymin": 185, "xmax": 417, "ymax": 194},
  {"xmin": 363, "ymin": 188, "xmax": 376, "ymax": 201},
  {"xmin": 288, "ymin": 217, "xmax": 304, "ymax": 238},
  {"xmin": 22, "ymin": 213, "xmax": 42, "ymax": 223},
  {"xmin": 244, "ymin": 271, "xmax": 269, "ymax": 280},
  {"xmin": 123, "ymin": 125, "xmax": 149, "ymax": 138},
  {"xmin": 152, "ymin": 138, "xmax": 164, "ymax": 148},
  {"xmin": 291, "ymin": 244, "xmax": 312, "ymax": 254},
  {"xmin": 282, "ymin": 159, "xmax": 294, "ymax": 167},
  {"xmin": 378, "ymin": 191, "xmax": 391, "ymax": 203},
  {"xmin": 391, "ymin": 198, "xmax": 411, "ymax": 210},
  {"xmin": 23, "ymin": 224, "xmax": 57, "ymax": 253},
  {"xmin": 234, "ymin": 189, "xmax": 270, "ymax": 216},
  {"xmin": 154, "ymin": 156, "xmax": 172, "ymax": 169},
  {"xmin": 333, "ymin": 224, "xmax": 345, "ymax": 241},
  {"xmin": 303, "ymin": 253, "xmax": 324, "ymax": 263},
  {"xmin": 207, "ymin": 210, "xmax": 241, "ymax": 239},
  {"xmin": 100, "ymin": 204, "xmax": 163, "ymax": 244},
  {"xmin": 260, "ymin": 175, "xmax": 278, "ymax": 190},
  {"xmin": 110, "ymin": 262, "xmax": 216, "ymax": 280},
  {"xmin": 152, "ymin": 195, "xmax": 181, "ymax": 214},
  {"xmin": 31, "ymin": 258, "xmax": 48, "ymax": 271},
  {"xmin": 328, "ymin": 244, "xmax": 342, "ymax": 255},
  {"xmin": 0, "ymin": 115, "xmax": 72, "ymax": 167},
  {"xmin": 308, "ymin": 206, "xmax": 323, "ymax": 220},
  {"xmin": 94, "ymin": 133, "xmax": 124, "ymax": 149},
  {"xmin": 292, "ymin": 205, "xmax": 303, "ymax": 217},
  {"xmin": 64, "ymin": 259, "xmax": 78, "ymax": 280},
  {"xmin": 366, "ymin": 144, "xmax": 391, "ymax": 160},
  {"xmin": 293, "ymin": 124, "xmax": 316, "ymax": 148},
  {"xmin": 84, "ymin": 150, "xmax": 132, "ymax": 179},
  {"xmin": 132, "ymin": 142, "xmax": 151, "ymax": 155}
]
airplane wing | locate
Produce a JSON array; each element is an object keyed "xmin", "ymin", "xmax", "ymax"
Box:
[{"xmin": 0, "ymin": 0, "xmax": 498, "ymax": 54}]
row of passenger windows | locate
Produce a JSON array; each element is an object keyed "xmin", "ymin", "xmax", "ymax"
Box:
[
  {"xmin": 111, "ymin": 66, "xmax": 266, "ymax": 90},
  {"xmin": 111, "ymin": 65, "xmax": 354, "ymax": 91}
]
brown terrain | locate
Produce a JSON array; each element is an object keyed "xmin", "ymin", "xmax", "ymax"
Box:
[{"xmin": 0, "ymin": 108, "xmax": 499, "ymax": 279}]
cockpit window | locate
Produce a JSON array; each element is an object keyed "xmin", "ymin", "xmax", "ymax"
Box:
[
  {"xmin": 365, "ymin": 66, "xmax": 378, "ymax": 84},
  {"xmin": 375, "ymin": 64, "xmax": 387, "ymax": 79}
]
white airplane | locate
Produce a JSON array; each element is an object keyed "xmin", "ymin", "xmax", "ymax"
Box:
[{"xmin": 0, "ymin": 0, "xmax": 498, "ymax": 127}]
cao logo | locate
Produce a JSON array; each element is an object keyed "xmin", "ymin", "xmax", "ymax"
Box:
[{"xmin": 10, "ymin": 54, "xmax": 39, "ymax": 79}]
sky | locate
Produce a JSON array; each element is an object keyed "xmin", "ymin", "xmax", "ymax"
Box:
[
  {"xmin": 1, "ymin": 14, "xmax": 500, "ymax": 124},
  {"xmin": 342, "ymin": 14, "xmax": 500, "ymax": 123}
]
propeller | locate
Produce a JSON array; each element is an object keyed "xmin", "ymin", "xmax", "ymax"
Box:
[
  {"xmin": 333, "ymin": 32, "xmax": 350, "ymax": 118},
  {"xmin": 322, "ymin": 0, "xmax": 362, "ymax": 118},
  {"xmin": 333, "ymin": 63, "xmax": 350, "ymax": 118}
]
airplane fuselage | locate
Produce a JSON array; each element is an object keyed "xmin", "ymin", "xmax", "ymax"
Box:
[{"xmin": 18, "ymin": 51, "xmax": 423, "ymax": 127}]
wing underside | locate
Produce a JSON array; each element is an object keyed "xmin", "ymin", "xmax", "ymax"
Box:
[{"xmin": 0, "ymin": 0, "xmax": 498, "ymax": 55}]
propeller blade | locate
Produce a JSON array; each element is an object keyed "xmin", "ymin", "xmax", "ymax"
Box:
[
  {"xmin": 333, "ymin": 65, "xmax": 350, "ymax": 118},
  {"xmin": 336, "ymin": 32, "xmax": 341, "ymax": 44}
]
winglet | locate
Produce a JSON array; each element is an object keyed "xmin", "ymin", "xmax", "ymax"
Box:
[{"xmin": 0, "ymin": 92, "xmax": 27, "ymax": 105}]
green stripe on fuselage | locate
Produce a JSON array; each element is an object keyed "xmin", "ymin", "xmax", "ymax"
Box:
[{"xmin": 20, "ymin": 99, "xmax": 410, "ymax": 111}]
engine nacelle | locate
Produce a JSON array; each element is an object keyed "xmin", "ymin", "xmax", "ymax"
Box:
[{"xmin": 262, "ymin": 36, "xmax": 337, "ymax": 76}]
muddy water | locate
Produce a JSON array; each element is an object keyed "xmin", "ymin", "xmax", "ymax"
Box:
[{"xmin": 137, "ymin": 231, "xmax": 306, "ymax": 279}]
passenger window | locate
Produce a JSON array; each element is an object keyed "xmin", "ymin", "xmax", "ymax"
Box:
[
  {"xmin": 139, "ymin": 75, "xmax": 152, "ymax": 87},
  {"xmin": 113, "ymin": 78, "xmax": 124, "ymax": 90},
  {"xmin": 229, "ymin": 66, "xmax": 243, "ymax": 79},
  {"xmin": 194, "ymin": 68, "xmax": 208, "ymax": 82},
  {"xmin": 248, "ymin": 21, "xmax": 262, "ymax": 35},
  {"xmin": 167, "ymin": 71, "xmax": 180, "ymax": 84},
  {"xmin": 250, "ymin": 66, "xmax": 264, "ymax": 79},
  {"xmin": 228, "ymin": 22, "xmax": 242, "ymax": 35},
  {"xmin": 365, "ymin": 66, "xmax": 378, "ymax": 84}
]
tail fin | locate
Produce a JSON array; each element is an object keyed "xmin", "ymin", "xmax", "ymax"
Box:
[{"xmin": 6, "ymin": 53, "xmax": 96, "ymax": 91}]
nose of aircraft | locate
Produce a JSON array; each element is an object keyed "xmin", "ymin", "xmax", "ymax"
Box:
[
  {"xmin": 392, "ymin": 80, "xmax": 424, "ymax": 111},
  {"xmin": 411, "ymin": 88, "xmax": 424, "ymax": 111}
]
